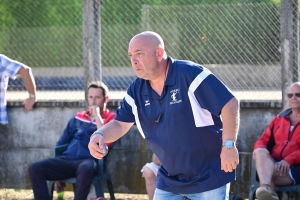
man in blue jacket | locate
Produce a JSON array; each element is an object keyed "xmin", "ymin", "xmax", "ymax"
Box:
[{"xmin": 28, "ymin": 81, "xmax": 115, "ymax": 200}]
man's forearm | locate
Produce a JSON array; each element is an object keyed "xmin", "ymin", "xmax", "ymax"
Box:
[
  {"xmin": 97, "ymin": 119, "xmax": 133, "ymax": 143},
  {"xmin": 18, "ymin": 66, "xmax": 36, "ymax": 95},
  {"xmin": 221, "ymin": 97, "xmax": 240, "ymax": 142}
]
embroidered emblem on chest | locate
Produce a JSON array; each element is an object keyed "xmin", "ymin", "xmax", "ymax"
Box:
[
  {"xmin": 170, "ymin": 89, "xmax": 182, "ymax": 105},
  {"xmin": 145, "ymin": 100, "xmax": 150, "ymax": 106}
]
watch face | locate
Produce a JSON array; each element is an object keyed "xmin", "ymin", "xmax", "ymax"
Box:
[{"xmin": 224, "ymin": 140, "xmax": 234, "ymax": 149}]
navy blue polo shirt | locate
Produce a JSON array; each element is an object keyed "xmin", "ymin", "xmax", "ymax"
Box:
[{"xmin": 115, "ymin": 56, "xmax": 235, "ymax": 194}]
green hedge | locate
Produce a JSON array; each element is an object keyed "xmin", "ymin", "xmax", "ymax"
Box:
[
  {"xmin": 0, "ymin": 2, "xmax": 280, "ymax": 67},
  {"xmin": 101, "ymin": 3, "xmax": 280, "ymax": 66},
  {"xmin": 145, "ymin": 3, "xmax": 280, "ymax": 64}
]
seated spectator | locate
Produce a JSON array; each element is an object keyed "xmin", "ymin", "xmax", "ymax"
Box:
[
  {"xmin": 141, "ymin": 152, "xmax": 160, "ymax": 200},
  {"xmin": 28, "ymin": 81, "xmax": 115, "ymax": 200},
  {"xmin": 253, "ymin": 82, "xmax": 300, "ymax": 200}
]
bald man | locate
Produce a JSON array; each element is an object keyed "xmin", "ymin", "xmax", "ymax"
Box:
[
  {"xmin": 89, "ymin": 31, "xmax": 240, "ymax": 199},
  {"xmin": 253, "ymin": 82, "xmax": 300, "ymax": 200}
]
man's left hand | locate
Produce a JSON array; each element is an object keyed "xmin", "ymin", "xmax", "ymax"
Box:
[
  {"xmin": 220, "ymin": 147, "xmax": 239, "ymax": 172},
  {"xmin": 23, "ymin": 97, "xmax": 36, "ymax": 110},
  {"xmin": 275, "ymin": 160, "xmax": 290, "ymax": 177}
]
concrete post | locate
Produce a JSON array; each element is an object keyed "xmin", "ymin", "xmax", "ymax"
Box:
[
  {"xmin": 281, "ymin": 0, "xmax": 298, "ymax": 109},
  {"xmin": 82, "ymin": 0, "xmax": 101, "ymax": 100}
]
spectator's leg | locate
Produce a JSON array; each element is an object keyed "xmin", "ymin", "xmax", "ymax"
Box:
[
  {"xmin": 143, "ymin": 166, "xmax": 157, "ymax": 200},
  {"xmin": 273, "ymin": 168, "xmax": 294, "ymax": 186},
  {"xmin": 73, "ymin": 159, "xmax": 97, "ymax": 200},
  {"xmin": 254, "ymin": 148, "xmax": 276, "ymax": 189},
  {"xmin": 28, "ymin": 157, "xmax": 75, "ymax": 200},
  {"xmin": 254, "ymin": 148, "xmax": 279, "ymax": 200}
]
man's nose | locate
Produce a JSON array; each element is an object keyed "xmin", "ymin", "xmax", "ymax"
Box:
[{"xmin": 131, "ymin": 56, "xmax": 138, "ymax": 65}]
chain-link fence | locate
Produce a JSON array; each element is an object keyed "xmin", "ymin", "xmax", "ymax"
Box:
[{"xmin": 0, "ymin": 0, "xmax": 298, "ymax": 102}]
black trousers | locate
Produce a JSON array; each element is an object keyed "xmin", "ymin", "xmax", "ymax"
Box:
[{"xmin": 28, "ymin": 156, "xmax": 97, "ymax": 200}]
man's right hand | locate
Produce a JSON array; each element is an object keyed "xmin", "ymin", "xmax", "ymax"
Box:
[{"xmin": 88, "ymin": 134, "xmax": 107, "ymax": 159}]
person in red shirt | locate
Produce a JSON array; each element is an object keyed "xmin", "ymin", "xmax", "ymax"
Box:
[{"xmin": 253, "ymin": 82, "xmax": 300, "ymax": 200}]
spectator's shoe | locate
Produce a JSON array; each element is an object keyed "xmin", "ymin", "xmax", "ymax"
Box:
[{"xmin": 256, "ymin": 184, "xmax": 279, "ymax": 200}]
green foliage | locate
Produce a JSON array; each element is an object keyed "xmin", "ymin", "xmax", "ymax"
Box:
[
  {"xmin": 0, "ymin": 0, "xmax": 83, "ymax": 67},
  {"xmin": 0, "ymin": 0, "xmax": 282, "ymax": 67},
  {"xmin": 101, "ymin": 0, "xmax": 277, "ymax": 25},
  {"xmin": 4, "ymin": 0, "xmax": 82, "ymax": 27},
  {"xmin": 172, "ymin": 3, "xmax": 281, "ymax": 64},
  {"xmin": 102, "ymin": 2, "xmax": 280, "ymax": 65}
]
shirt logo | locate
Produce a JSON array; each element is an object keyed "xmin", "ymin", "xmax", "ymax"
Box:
[
  {"xmin": 170, "ymin": 89, "xmax": 182, "ymax": 105},
  {"xmin": 171, "ymin": 91, "xmax": 177, "ymax": 101},
  {"xmin": 145, "ymin": 100, "xmax": 150, "ymax": 106}
]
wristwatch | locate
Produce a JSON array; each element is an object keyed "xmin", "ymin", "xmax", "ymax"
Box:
[
  {"xmin": 29, "ymin": 94, "xmax": 35, "ymax": 98},
  {"xmin": 94, "ymin": 129, "xmax": 104, "ymax": 136},
  {"xmin": 90, "ymin": 129, "xmax": 104, "ymax": 139},
  {"xmin": 223, "ymin": 139, "xmax": 235, "ymax": 149}
]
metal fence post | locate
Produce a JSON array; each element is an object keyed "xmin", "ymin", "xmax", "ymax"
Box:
[
  {"xmin": 142, "ymin": 5, "xmax": 150, "ymax": 31},
  {"xmin": 82, "ymin": 0, "xmax": 101, "ymax": 100},
  {"xmin": 281, "ymin": 0, "xmax": 298, "ymax": 109}
]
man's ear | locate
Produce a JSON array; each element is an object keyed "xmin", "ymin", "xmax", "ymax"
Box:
[
  {"xmin": 156, "ymin": 47, "xmax": 165, "ymax": 61},
  {"xmin": 104, "ymin": 96, "xmax": 109, "ymax": 103}
]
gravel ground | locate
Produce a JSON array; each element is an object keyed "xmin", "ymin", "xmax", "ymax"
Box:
[{"xmin": 0, "ymin": 189, "xmax": 149, "ymax": 200}]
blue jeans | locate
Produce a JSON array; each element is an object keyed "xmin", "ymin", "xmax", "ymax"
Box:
[{"xmin": 153, "ymin": 183, "xmax": 230, "ymax": 200}]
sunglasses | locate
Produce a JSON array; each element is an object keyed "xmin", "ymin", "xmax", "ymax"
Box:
[{"xmin": 287, "ymin": 93, "xmax": 300, "ymax": 98}]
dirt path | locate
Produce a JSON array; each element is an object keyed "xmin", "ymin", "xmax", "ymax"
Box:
[{"xmin": 0, "ymin": 189, "xmax": 148, "ymax": 200}]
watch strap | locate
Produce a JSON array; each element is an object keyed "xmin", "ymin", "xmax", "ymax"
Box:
[{"xmin": 90, "ymin": 129, "xmax": 104, "ymax": 139}]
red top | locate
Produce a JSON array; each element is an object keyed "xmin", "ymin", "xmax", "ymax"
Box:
[
  {"xmin": 254, "ymin": 108, "xmax": 300, "ymax": 165},
  {"xmin": 75, "ymin": 109, "xmax": 116, "ymax": 147}
]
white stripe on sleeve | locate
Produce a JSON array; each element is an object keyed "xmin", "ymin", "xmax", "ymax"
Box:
[
  {"xmin": 125, "ymin": 94, "xmax": 146, "ymax": 138},
  {"xmin": 188, "ymin": 68, "xmax": 215, "ymax": 127}
]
